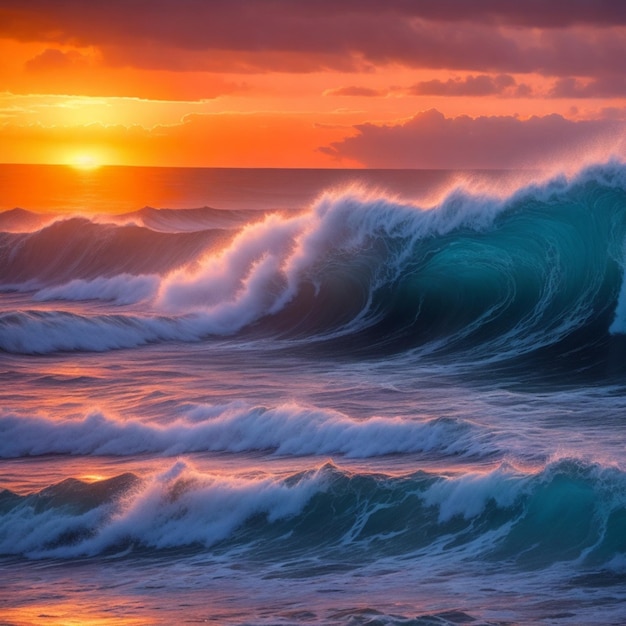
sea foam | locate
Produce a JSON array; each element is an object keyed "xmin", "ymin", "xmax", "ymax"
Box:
[{"xmin": 0, "ymin": 404, "xmax": 490, "ymax": 458}]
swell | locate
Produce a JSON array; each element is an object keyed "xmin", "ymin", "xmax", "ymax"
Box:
[
  {"xmin": 113, "ymin": 206, "xmax": 272, "ymax": 233},
  {"xmin": 0, "ymin": 205, "xmax": 265, "ymax": 234},
  {"xmin": 0, "ymin": 218, "xmax": 226, "ymax": 285},
  {"xmin": 0, "ymin": 207, "xmax": 58, "ymax": 233},
  {"xmin": 1, "ymin": 458, "xmax": 625, "ymax": 570}
]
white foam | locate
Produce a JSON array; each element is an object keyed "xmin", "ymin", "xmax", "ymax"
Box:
[
  {"xmin": 0, "ymin": 311, "xmax": 188, "ymax": 353},
  {"xmin": 33, "ymin": 274, "xmax": 160, "ymax": 305},
  {"xmin": 422, "ymin": 464, "xmax": 528, "ymax": 522},
  {"xmin": 0, "ymin": 404, "xmax": 489, "ymax": 458},
  {"xmin": 0, "ymin": 460, "xmax": 327, "ymax": 557}
]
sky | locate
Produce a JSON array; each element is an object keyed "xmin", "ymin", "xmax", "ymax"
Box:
[{"xmin": 1, "ymin": 0, "xmax": 626, "ymax": 168}]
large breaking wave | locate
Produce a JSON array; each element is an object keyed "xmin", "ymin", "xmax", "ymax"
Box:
[
  {"xmin": 2, "ymin": 161, "xmax": 626, "ymax": 366},
  {"xmin": 1, "ymin": 458, "xmax": 625, "ymax": 570}
]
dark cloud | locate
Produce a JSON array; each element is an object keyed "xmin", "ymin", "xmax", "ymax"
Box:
[
  {"xmin": 20, "ymin": 46, "xmax": 239, "ymax": 99},
  {"xmin": 550, "ymin": 76, "xmax": 626, "ymax": 98},
  {"xmin": 409, "ymin": 74, "xmax": 516, "ymax": 96},
  {"xmin": 320, "ymin": 109, "xmax": 623, "ymax": 168},
  {"xmin": 24, "ymin": 48, "xmax": 90, "ymax": 72},
  {"xmin": 398, "ymin": 0, "xmax": 626, "ymax": 27},
  {"xmin": 3, "ymin": 1, "xmax": 626, "ymax": 35},
  {"xmin": 327, "ymin": 76, "xmax": 535, "ymax": 100},
  {"xmin": 599, "ymin": 106, "xmax": 626, "ymax": 121},
  {"xmin": 1, "ymin": 1, "xmax": 625, "ymax": 76},
  {"xmin": 514, "ymin": 83, "xmax": 533, "ymax": 97}
]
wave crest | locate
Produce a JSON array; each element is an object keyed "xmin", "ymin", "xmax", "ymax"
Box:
[
  {"xmin": 2, "ymin": 458, "xmax": 625, "ymax": 567},
  {"xmin": 0, "ymin": 404, "xmax": 490, "ymax": 458}
]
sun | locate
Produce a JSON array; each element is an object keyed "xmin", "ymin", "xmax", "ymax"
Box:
[{"xmin": 71, "ymin": 153, "xmax": 102, "ymax": 170}]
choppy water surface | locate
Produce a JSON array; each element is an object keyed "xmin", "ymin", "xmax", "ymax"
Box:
[{"xmin": 1, "ymin": 164, "xmax": 626, "ymax": 625}]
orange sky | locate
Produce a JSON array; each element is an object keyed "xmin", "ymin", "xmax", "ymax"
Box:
[{"xmin": 1, "ymin": 1, "xmax": 625, "ymax": 168}]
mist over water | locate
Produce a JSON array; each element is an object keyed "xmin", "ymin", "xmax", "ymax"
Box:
[{"xmin": 1, "ymin": 164, "xmax": 626, "ymax": 625}]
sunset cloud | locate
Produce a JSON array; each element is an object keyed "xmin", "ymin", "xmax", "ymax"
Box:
[
  {"xmin": 550, "ymin": 76, "xmax": 626, "ymax": 99},
  {"xmin": 1, "ymin": 1, "xmax": 625, "ymax": 167},
  {"xmin": 1, "ymin": 2, "xmax": 625, "ymax": 77},
  {"xmin": 25, "ymin": 48, "xmax": 92, "ymax": 72},
  {"xmin": 324, "ymin": 86, "xmax": 385, "ymax": 98},
  {"xmin": 409, "ymin": 75, "xmax": 518, "ymax": 97},
  {"xmin": 320, "ymin": 109, "xmax": 623, "ymax": 169}
]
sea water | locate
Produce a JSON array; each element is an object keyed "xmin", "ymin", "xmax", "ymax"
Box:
[{"xmin": 1, "ymin": 163, "xmax": 626, "ymax": 625}]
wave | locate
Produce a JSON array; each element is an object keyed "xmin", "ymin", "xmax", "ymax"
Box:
[
  {"xmin": 0, "ymin": 404, "xmax": 493, "ymax": 459},
  {"xmin": 0, "ymin": 310, "xmax": 190, "ymax": 353},
  {"xmin": 0, "ymin": 217, "xmax": 225, "ymax": 285},
  {"xmin": 0, "ymin": 205, "xmax": 266, "ymax": 235},
  {"xmin": 0, "ymin": 207, "xmax": 58, "ymax": 233},
  {"xmin": 108, "ymin": 205, "xmax": 272, "ymax": 233},
  {"xmin": 31, "ymin": 274, "xmax": 160, "ymax": 305},
  {"xmin": 2, "ymin": 458, "xmax": 625, "ymax": 568},
  {"xmin": 2, "ymin": 161, "xmax": 626, "ymax": 365}
]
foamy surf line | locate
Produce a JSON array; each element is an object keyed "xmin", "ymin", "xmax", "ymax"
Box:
[
  {"xmin": 1, "ymin": 458, "xmax": 625, "ymax": 566},
  {"xmin": 0, "ymin": 404, "xmax": 491, "ymax": 458}
]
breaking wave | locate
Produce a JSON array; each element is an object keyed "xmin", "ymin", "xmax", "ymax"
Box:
[
  {"xmin": 2, "ymin": 161, "xmax": 626, "ymax": 367},
  {"xmin": 0, "ymin": 404, "xmax": 492, "ymax": 459},
  {"xmin": 2, "ymin": 459, "xmax": 625, "ymax": 569}
]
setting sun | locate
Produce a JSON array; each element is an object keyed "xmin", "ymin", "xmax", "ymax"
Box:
[{"xmin": 70, "ymin": 153, "xmax": 102, "ymax": 169}]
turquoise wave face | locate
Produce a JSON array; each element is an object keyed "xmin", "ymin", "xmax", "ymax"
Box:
[
  {"xmin": 2, "ymin": 460, "xmax": 625, "ymax": 571},
  {"xmin": 270, "ymin": 163, "xmax": 626, "ymax": 365}
]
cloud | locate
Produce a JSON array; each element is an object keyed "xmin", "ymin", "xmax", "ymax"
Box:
[
  {"xmin": 25, "ymin": 48, "xmax": 91, "ymax": 72},
  {"xmin": 599, "ymin": 106, "xmax": 626, "ymax": 121},
  {"xmin": 3, "ymin": 105, "xmax": 624, "ymax": 169},
  {"xmin": 387, "ymin": 0, "xmax": 626, "ymax": 27},
  {"xmin": 324, "ymin": 86, "xmax": 384, "ymax": 97},
  {"xmin": 409, "ymin": 74, "xmax": 517, "ymax": 96},
  {"xmin": 326, "ymin": 75, "xmax": 536, "ymax": 100},
  {"xmin": 1, "ymin": 1, "xmax": 626, "ymax": 76},
  {"xmin": 17, "ymin": 46, "xmax": 240, "ymax": 100},
  {"xmin": 3, "ymin": 1, "xmax": 626, "ymax": 39},
  {"xmin": 320, "ymin": 109, "xmax": 624, "ymax": 168},
  {"xmin": 514, "ymin": 83, "xmax": 534, "ymax": 97},
  {"xmin": 550, "ymin": 76, "xmax": 626, "ymax": 98}
]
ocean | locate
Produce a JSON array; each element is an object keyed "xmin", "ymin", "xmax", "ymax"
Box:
[{"xmin": 1, "ymin": 162, "xmax": 626, "ymax": 625}]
